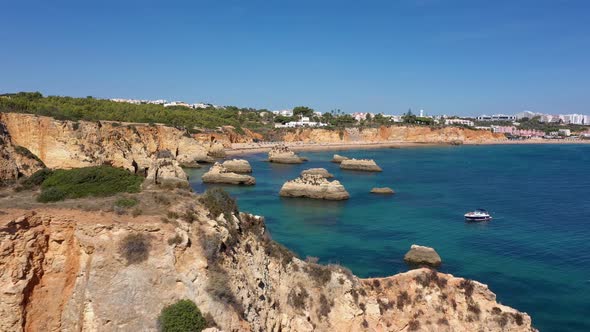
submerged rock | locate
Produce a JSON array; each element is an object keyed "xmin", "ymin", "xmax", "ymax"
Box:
[
  {"xmin": 300, "ymin": 168, "xmax": 333, "ymax": 178},
  {"xmin": 279, "ymin": 174, "xmax": 349, "ymax": 200},
  {"xmin": 268, "ymin": 145, "xmax": 305, "ymax": 164},
  {"xmin": 202, "ymin": 162, "xmax": 255, "ymax": 185},
  {"xmin": 222, "ymin": 159, "xmax": 252, "ymax": 173},
  {"xmin": 404, "ymin": 244, "xmax": 442, "ymax": 267},
  {"xmin": 371, "ymin": 187, "xmax": 394, "ymax": 194},
  {"xmin": 331, "ymin": 154, "xmax": 349, "ymax": 163},
  {"xmin": 340, "ymin": 159, "xmax": 382, "ymax": 172}
]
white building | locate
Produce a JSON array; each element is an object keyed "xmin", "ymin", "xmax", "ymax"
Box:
[
  {"xmin": 275, "ymin": 116, "xmax": 327, "ymax": 128},
  {"xmin": 164, "ymin": 101, "xmax": 191, "ymax": 108},
  {"xmin": 445, "ymin": 118, "xmax": 474, "ymax": 127},
  {"xmin": 562, "ymin": 114, "xmax": 586, "ymax": 125},
  {"xmin": 476, "ymin": 114, "xmax": 516, "ymax": 121},
  {"xmin": 272, "ymin": 109, "xmax": 293, "ymax": 117}
]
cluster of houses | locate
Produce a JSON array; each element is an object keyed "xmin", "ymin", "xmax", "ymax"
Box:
[{"xmin": 110, "ymin": 98, "xmax": 221, "ymax": 109}]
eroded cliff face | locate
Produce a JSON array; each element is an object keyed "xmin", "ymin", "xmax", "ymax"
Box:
[
  {"xmin": 283, "ymin": 126, "xmax": 505, "ymax": 144},
  {"xmin": 0, "ymin": 193, "xmax": 536, "ymax": 332},
  {"xmin": 0, "ymin": 113, "xmax": 221, "ymax": 174},
  {"xmin": 0, "ymin": 122, "xmax": 45, "ymax": 181}
]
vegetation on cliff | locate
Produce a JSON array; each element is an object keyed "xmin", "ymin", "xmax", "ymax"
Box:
[
  {"xmin": 158, "ymin": 299, "xmax": 207, "ymax": 332},
  {"xmin": 0, "ymin": 92, "xmax": 270, "ymax": 131},
  {"xmin": 37, "ymin": 166, "xmax": 143, "ymax": 202}
]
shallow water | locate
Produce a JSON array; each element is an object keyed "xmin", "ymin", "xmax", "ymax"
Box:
[{"xmin": 187, "ymin": 144, "xmax": 590, "ymax": 331}]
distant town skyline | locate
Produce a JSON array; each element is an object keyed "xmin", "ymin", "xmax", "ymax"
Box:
[{"xmin": 2, "ymin": 1, "xmax": 590, "ymax": 116}]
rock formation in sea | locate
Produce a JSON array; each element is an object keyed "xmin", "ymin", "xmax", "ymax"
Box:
[
  {"xmin": 268, "ymin": 145, "xmax": 305, "ymax": 164},
  {"xmin": 279, "ymin": 174, "xmax": 349, "ymax": 200},
  {"xmin": 300, "ymin": 168, "xmax": 333, "ymax": 178},
  {"xmin": 0, "ymin": 190, "xmax": 536, "ymax": 332},
  {"xmin": 202, "ymin": 162, "xmax": 256, "ymax": 185},
  {"xmin": 371, "ymin": 187, "xmax": 395, "ymax": 194},
  {"xmin": 340, "ymin": 159, "xmax": 383, "ymax": 172},
  {"xmin": 221, "ymin": 159, "xmax": 252, "ymax": 173},
  {"xmin": 331, "ymin": 154, "xmax": 350, "ymax": 163},
  {"xmin": 404, "ymin": 244, "xmax": 442, "ymax": 267}
]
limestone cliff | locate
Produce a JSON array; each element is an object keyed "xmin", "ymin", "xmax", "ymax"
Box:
[
  {"xmin": 0, "ymin": 113, "xmax": 222, "ymax": 176},
  {"xmin": 283, "ymin": 126, "xmax": 505, "ymax": 144},
  {"xmin": 0, "ymin": 192, "xmax": 536, "ymax": 332}
]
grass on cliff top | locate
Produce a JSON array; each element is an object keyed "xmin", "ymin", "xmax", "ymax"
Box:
[{"xmin": 37, "ymin": 166, "xmax": 143, "ymax": 202}]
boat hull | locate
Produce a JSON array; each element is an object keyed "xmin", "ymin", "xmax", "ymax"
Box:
[{"xmin": 465, "ymin": 216, "xmax": 492, "ymax": 222}]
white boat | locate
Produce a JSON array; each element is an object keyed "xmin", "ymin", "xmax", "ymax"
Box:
[{"xmin": 464, "ymin": 209, "xmax": 492, "ymax": 221}]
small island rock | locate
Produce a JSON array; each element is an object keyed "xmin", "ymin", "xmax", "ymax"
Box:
[
  {"xmin": 202, "ymin": 162, "xmax": 256, "ymax": 185},
  {"xmin": 404, "ymin": 244, "xmax": 442, "ymax": 267},
  {"xmin": 340, "ymin": 159, "xmax": 382, "ymax": 172},
  {"xmin": 268, "ymin": 145, "xmax": 305, "ymax": 164},
  {"xmin": 279, "ymin": 174, "xmax": 349, "ymax": 200},
  {"xmin": 222, "ymin": 159, "xmax": 252, "ymax": 173},
  {"xmin": 331, "ymin": 154, "xmax": 350, "ymax": 163},
  {"xmin": 300, "ymin": 168, "xmax": 333, "ymax": 178},
  {"xmin": 371, "ymin": 187, "xmax": 395, "ymax": 194}
]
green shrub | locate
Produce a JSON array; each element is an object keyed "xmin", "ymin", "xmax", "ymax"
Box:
[
  {"xmin": 199, "ymin": 188, "xmax": 237, "ymax": 221},
  {"xmin": 115, "ymin": 197, "xmax": 139, "ymax": 208},
  {"xmin": 16, "ymin": 168, "xmax": 54, "ymax": 191},
  {"xmin": 37, "ymin": 166, "xmax": 143, "ymax": 202},
  {"xmin": 158, "ymin": 299, "xmax": 207, "ymax": 332},
  {"xmin": 119, "ymin": 233, "xmax": 151, "ymax": 265},
  {"xmin": 38, "ymin": 187, "xmax": 67, "ymax": 202}
]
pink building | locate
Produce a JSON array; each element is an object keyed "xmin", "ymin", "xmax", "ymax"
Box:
[{"xmin": 491, "ymin": 126, "xmax": 543, "ymax": 137}]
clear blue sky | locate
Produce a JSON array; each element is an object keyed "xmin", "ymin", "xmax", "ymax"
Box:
[{"xmin": 1, "ymin": 0, "xmax": 589, "ymax": 116}]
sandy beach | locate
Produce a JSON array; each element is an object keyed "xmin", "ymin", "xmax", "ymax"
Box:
[{"xmin": 226, "ymin": 139, "xmax": 590, "ymax": 156}]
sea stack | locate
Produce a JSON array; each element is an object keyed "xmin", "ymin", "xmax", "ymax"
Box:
[
  {"xmin": 222, "ymin": 159, "xmax": 252, "ymax": 173},
  {"xmin": 300, "ymin": 168, "xmax": 334, "ymax": 178},
  {"xmin": 340, "ymin": 159, "xmax": 382, "ymax": 172},
  {"xmin": 331, "ymin": 154, "xmax": 349, "ymax": 163},
  {"xmin": 279, "ymin": 174, "xmax": 349, "ymax": 200},
  {"xmin": 202, "ymin": 162, "xmax": 256, "ymax": 185},
  {"xmin": 268, "ymin": 145, "xmax": 305, "ymax": 164},
  {"xmin": 404, "ymin": 244, "xmax": 442, "ymax": 268},
  {"xmin": 371, "ymin": 187, "xmax": 395, "ymax": 194}
]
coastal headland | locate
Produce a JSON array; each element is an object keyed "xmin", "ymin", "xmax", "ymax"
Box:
[{"xmin": 0, "ymin": 111, "xmax": 538, "ymax": 331}]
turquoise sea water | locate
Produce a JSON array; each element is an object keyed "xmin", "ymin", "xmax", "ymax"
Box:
[{"xmin": 187, "ymin": 144, "xmax": 590, "ymax": 331}]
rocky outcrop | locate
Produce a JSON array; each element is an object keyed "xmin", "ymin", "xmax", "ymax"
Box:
[
  {"xmin": 340, "ymin": 159, "xmax": 382, "ymax": 172},
  {"xmin": 0, "ymin": 113, "xmax": 218, "ymax": 176},
  {"xmin": 0, "ymin": 123, "xmax": 45, "ymax": 182},
  {"xmin": 280, "ymin": 174, "xmax": 349, "ymax": 200},
  {"xmin": 202, "ymin": 163, "xmax": 256, "ymax": 185},
  {"xmin": 0, "ymin": 197, "xmax": 536, "ymax": 332},
  {"xmin": 404, "ymin": 244, "xmax": 442, "ymax": 267},
  {"xmin": 283, "ymin": 126, "xmax": 506, "ymax": 144},
  {"xmin": 143, "ymin": 154, "xmax": 189, "ymax": 189},
  {"xmin": 300, "ymin": 168, "xmax": 333, "ymax": 178},
  {"xmin": 221, "ymin": 159, "xmax": 252, "ymax": 173},
  {"xmin": 331, "ymin": 154, "xmax": 349, "ymax": 163},
  {"xmin": 268, "ymin": 145, "xmax": 305, "ymax": 164},
  {"xmin": 371, "ymin": 187, "xmax": 394, "ymax": 194}
]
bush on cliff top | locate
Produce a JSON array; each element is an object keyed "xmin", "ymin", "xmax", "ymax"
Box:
[
  {"xmin": 158, "ymin": 299, "xmax": 207, "ymax": 332},
  {"xmin": 37, "ymin": 166, "xmax": 143, "ymax": 202},
  {"xmin": 199, "ymin": 187, "xmax": 238, "ymax": 221}
]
